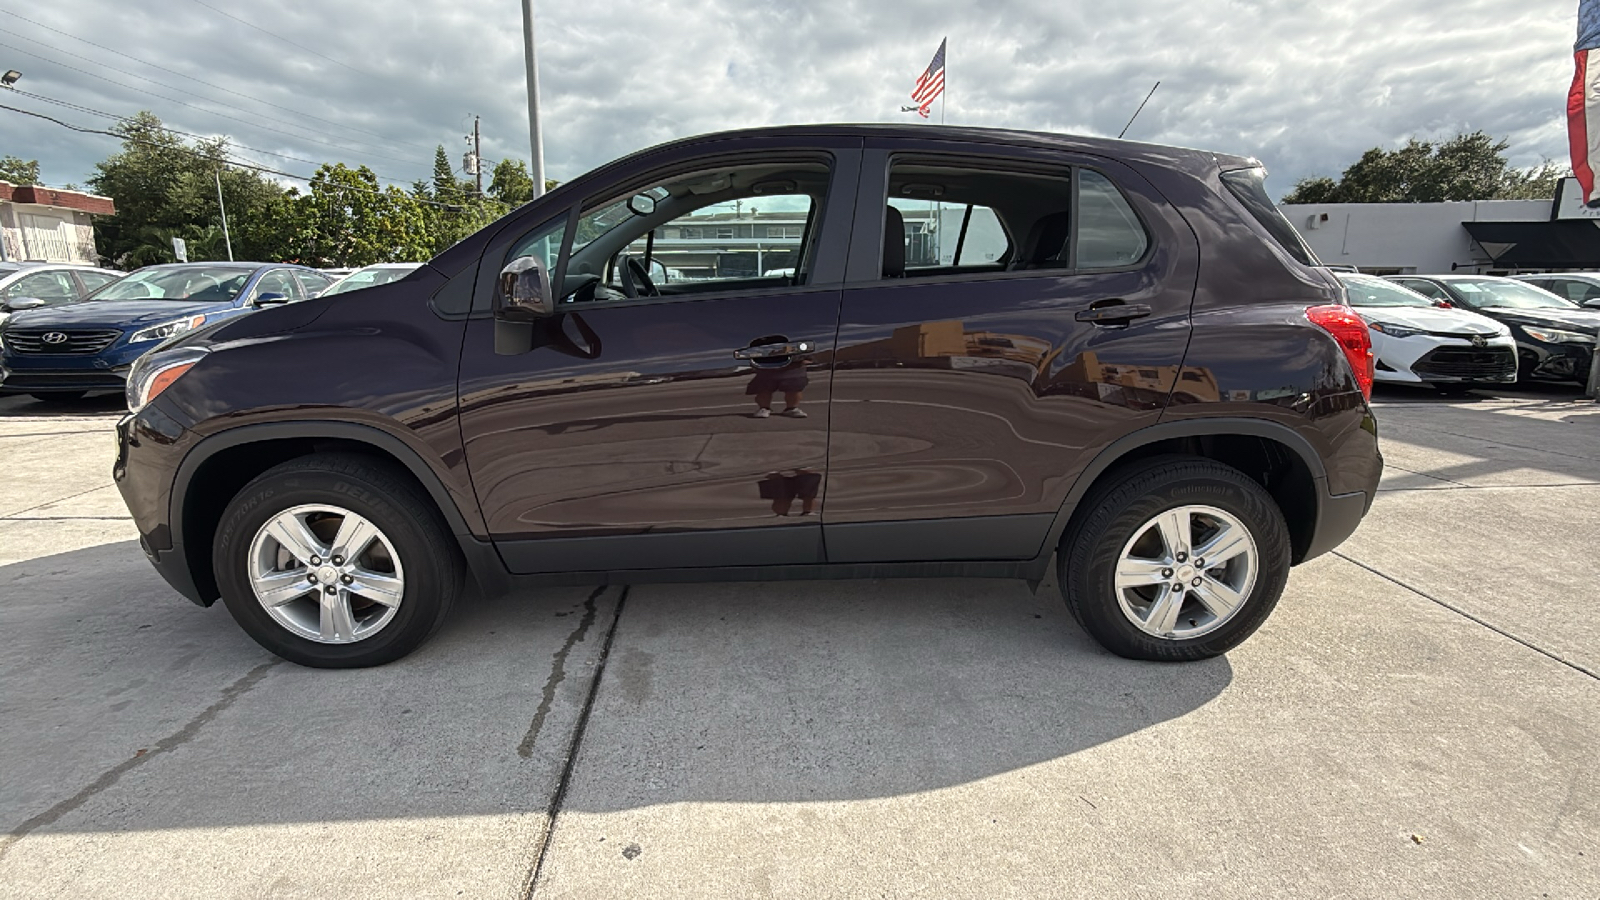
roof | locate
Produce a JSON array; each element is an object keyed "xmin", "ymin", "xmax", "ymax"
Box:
[
  {"xmin": 618, "ymin": 123, "xmax": 1261, "ymax": 179},
  {"xmin": 0, "ymin": 182, "xmax": 115, "ymax": 216},
  {"xmin": 1461, "ymin": 220, "xmax": 1600, "ymax": 269}
]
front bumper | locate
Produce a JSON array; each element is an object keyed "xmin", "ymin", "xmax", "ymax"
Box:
[
  {"xmin": 1371, "ymin": 332, "xmax": 1517, "ymax": 384},
  {"xmin": 0, "ymin": 367, "xmax": 131, "ymax": 392},
  {"xmin": 115, "ymin": 408, "xmax": 211, "ymax": 606},
  {"xmin": 1519, "ymin": 341, "xmax": 1596, "ymax": 384}
]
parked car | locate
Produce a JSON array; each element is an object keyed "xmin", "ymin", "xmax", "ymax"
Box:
[
  {"xmin": 1511, "ymin": 272, "xmax": 1600, "ymax": 309},
  {"xmin": 1387, "ymin": 274, "xmax": 1600, "ymax": 384},
  {"xmin": 1335, "ymin": 272, "xmax": 1515, "ymax": 392},
  {"xmin": 113, "ymin": 124, "xmax": 1383, "ymax": 668},
  {"xmin": 319, "ymin": 263, "xmax": 424, "ymax": 296},
  {"xmin": 0, "ymin": 262, "xmax": 334, "ymax": 401},
  {"xmin": 0, "ymin": 261, "xmax": 123, "ymax": 328}
]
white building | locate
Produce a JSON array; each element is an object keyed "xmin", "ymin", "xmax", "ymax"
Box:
[
  {"xmin": 0, "ymin": 182, "xmax": 115, "ymax": 265},
  {"xmin": 1280, "ymin": 178, "xmax": 1600, "ymax": 276}
]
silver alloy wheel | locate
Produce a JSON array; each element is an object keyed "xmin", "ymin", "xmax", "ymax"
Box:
[
  {"xmin": 1113, "ymin": 504, "xmax": 1258, "ymax": 640},
  {"xmin": 247, "ymin": 503, "xmax": 405, "ymax": 644}
]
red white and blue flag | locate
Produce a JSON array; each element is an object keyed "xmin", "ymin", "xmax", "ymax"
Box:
[
  {"xmin": 1569, "ymin": 0, "xmax": 1600, "ymax": 205},
  {"xmin": 910, "ymin": 38, "xmax": 946, "ymax": 118}
]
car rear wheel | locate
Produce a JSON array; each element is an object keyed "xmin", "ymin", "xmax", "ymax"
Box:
[
  {"xmin": 213, "ymin": 453, "xmax": 462, "ymax": 668},
  {"xmin": 1059, "ymin": 456, "xmax": 1291, "ymax": 661}
]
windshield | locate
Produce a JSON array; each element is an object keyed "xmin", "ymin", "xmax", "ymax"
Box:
[
  {"xmin": 90, "ymin": 266, "xmax": 251, "ymax": 303},
  {"xmin": 323, "ymin": 266, "xmax": 417, "ymax": 296},
  {"xmin": 1338, "ymin": 275, "xmax": 1436, "ymax": 308},
  {"xmin": 1448, "ymin": 279, "xmax": 1578, "ymax": 311}
]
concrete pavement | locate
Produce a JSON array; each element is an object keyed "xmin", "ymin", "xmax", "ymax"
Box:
[{"xmin": 1, "ymin": 386, "xmax": 1597, "ymax": 898}]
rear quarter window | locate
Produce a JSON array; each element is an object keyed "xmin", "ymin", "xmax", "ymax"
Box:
[{"xmin": 1220, "ymin": 167, "xmax": 1319, "ymax": 267}]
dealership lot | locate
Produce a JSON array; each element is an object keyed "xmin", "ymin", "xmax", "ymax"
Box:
[{"xmin": 1, "ymin": 388, "xmax": 1597, "ymax": 899}]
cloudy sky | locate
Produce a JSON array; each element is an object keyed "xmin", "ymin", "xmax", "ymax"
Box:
[{"xmin": 0, "ymin": 0, "xmax": 1579, "ymax": 200}]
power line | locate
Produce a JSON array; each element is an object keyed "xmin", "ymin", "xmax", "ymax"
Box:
[
  {"xmin": 0, "ymin": 100, "xmax": 471, "ymax": 211},
  {"xmin": 186, "ymin": 0, "xmax": 386, "ymax": 80},
  {"xmin": 0, "ymin": 37, "xmax": 426, "ymax": 171},
  {"xmin": 0, "ymin": 8, "xmax": 435, "ymax": 154},
  {"xmin": 8, "ymin": 86, "xmax": 417, "ymax": 184}
]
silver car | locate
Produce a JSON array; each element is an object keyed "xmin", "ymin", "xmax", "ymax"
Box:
[{"xmin": 0, "ymin": 262, "xmax": 124, "ymax": 327}]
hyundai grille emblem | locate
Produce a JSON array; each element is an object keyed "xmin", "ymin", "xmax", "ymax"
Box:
[{"xmin": 41, "ymin": 332, "xmax": 68, "ymax": 344}]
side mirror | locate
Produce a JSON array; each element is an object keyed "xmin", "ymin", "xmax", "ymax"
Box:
[
  {"xmin": 627, "ymin": 193, "xmax": 657, "ymax": 217},
  {"xmin": 1, "ymin": 296, "xmax": 46, "ymax": 312},
  {"xmin": 495, "ymin": 256, "xmax": 555, "ymax": 322},
  {"xmin": 1433, "ymin": 299, "xmax": 1452, "ymax": 309},
  {"xmin": 494, "ymin": 256, "xmax": 555, "ymax": 355},
  {"xmin": 255, "ymin": 292, "xmax": 291, "ymax": 307}
]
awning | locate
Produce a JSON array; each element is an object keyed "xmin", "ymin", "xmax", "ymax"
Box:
[{"xmin": 1462, "ymin": 220, "xmax": 1600, "ymax": 268}]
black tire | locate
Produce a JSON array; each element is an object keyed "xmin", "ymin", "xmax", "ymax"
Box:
[
  {"xmin": 31, "ymin": 391, "xmax": 85, "ymax": 402},
  {"xmin": 1058, "ymin": 456, "xmax": 1291, "ymax": 662},
  {"xmin": 213, "ymin": 453, "xmax": 463, "ymax": 668}
]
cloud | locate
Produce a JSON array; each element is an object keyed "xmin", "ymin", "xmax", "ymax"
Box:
[{"xmin": 0, "ymin": 0, "xmax": 1578, "ymax": 201}]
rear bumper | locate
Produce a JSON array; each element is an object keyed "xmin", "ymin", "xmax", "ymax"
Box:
[{"xmin": 1301, "ymin": 483, "xmax": 1372, "ymax": 562}]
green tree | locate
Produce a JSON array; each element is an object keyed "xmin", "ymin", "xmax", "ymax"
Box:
[
  {"xmin": 1282, "ymin": 132, "xmax": 1571, "ymax": 204},
  {"xmin": 0, "ymin": 155, "xmax": 40, "ymax": 185},
  {"xmin": 295, "ymin": 164, "xmax": 432, "ymax": 267},
  {"xmin": 488, "ymin": 158, "xmax": 535, "ymax": 205},
  {"xmin": 88, "ymin": 111, "xmax": 299, "ymax": 266}
]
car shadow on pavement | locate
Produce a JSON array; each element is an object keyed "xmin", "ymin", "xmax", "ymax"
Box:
[
  {"xmin": 0, "ymin": 541, "xmax": 1231, "ymax": 836},
  {"xmin": 0, "ymin": 393, "xmax": 126, "ymax": 417}
]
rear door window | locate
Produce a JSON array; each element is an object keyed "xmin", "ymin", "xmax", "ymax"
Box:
[
  {"xmin": 880, "ymin": 158, "xmax": 1151, "ymax": 278},
  {"xmin": 1076, "ymin": 170, "xmax": 1149, "ymax": 269}
]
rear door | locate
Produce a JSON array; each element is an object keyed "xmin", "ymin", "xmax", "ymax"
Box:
[
  {"xmin": 821, "ymin": 139, "xmax": 1199, "ymax": 563},
  {"xmin": 457, "ymin": 140, "xmax": 862, "ymax": 574}
]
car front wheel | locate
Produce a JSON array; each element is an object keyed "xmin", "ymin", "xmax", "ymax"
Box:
[
  {"xmin": 213, "ymin": 454, "xmax": 462, "ymax": 668},
  {"xmin": 1059, "ymin": 457, "xmax": 1291, "ymax": 661}
]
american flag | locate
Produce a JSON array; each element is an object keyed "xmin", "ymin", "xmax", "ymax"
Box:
[{"xmin": 910, "ymin": 38, "xmax": 946, "ymax": 118}]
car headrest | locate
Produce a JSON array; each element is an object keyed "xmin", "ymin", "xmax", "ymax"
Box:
[
  {"xmin": 883, "ymin": 206, "xmax": 906, "ymax": 278},
  {"xmin": 1012, "ymin": 211, "xmax": 1072, "ymax": 270}
]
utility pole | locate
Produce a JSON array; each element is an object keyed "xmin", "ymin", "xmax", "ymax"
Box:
[
  {"xmin": 473, "ymin": 115, "xmax": 483, "ymax": 197},
  {"xmin": 214, "ymin": 167, "xmax": 234, "ymax": 261},
  {"xmin": 521, "ymin": 0, "xmax": 546, "ymax": 199}
]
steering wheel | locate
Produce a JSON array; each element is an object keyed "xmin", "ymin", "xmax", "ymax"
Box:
[{"xmin": 618, "ymin": 254, "xmax": 659, "ymax": 298}]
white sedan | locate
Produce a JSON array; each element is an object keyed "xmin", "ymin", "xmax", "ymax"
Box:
[
  {"xmin": 1336, "ymin": 273, "xmax": 1516, "ymax": 392},
  {"xmin": 318, "ymin": 263, "xmax": 423, "ymax": 297}
]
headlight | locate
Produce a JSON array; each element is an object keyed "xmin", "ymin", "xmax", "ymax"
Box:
[
  {"xmin": 1524, "ymin": 327, "xmax": 1596, "ymax": 345},
  {"xmin": 130, "ymin": 314, "xmax": 207, "ymax": 344},
  {"xmin": 126, "ymin": 346, "xmax": 207, "ymax": 413},
  {"xmin": 1367, "ymin": 320, "xmax": 1422, "ymax": 339}
]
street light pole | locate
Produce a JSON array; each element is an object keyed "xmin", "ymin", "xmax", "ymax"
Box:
[
  {"xmin": 214, "ymin": 167, "xmax": 233, "ymax": 262},
  {"xmin": 520, "ymin": 0, "xmax": 546, "ymax": 199}
]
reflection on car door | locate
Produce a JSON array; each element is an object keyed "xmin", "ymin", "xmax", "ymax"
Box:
[
  {"xmin": 456, "ymin": 143, "xmax": 863, "ymax": 574},
  {"xmin": 820, "ymin": 139, "xmax": 1199, "ymax": 563}
]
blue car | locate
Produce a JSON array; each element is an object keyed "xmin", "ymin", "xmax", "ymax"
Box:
[{"xmin": 0, "ymin": 262, "xmax": 334, "ymax": 401}]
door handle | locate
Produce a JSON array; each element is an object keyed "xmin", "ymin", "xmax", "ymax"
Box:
[
  {"xmin": 734, "ymin": 341, "xmax": 814, "ymax": 360},
  {"xmin": 1075, "ymin": 302, "xmax": 1152, "ymax": 325}
]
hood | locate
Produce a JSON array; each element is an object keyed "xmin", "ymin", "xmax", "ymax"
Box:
[
  {"xmin": 1353, "ymin": 305, "xmax": 1504, "ymax": 335},
  {"xmin": 1477, "ymin": 306, "xmax": 1600, "ymax": 335},
  {"xmin": 2, "ymin": 299, "xmax": 229, "ymax": 330}
]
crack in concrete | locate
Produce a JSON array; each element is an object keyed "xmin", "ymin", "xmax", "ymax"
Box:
[
  {"xmin": 0, "ymin": 483, "xmax": 116, "ymax": 520},
  {"xmin": 1333, "ymin": 552, "xmax": 1599, "ymax": 682},
  {"xmin": 520, "ymin": 586, "xmax": 628, "ymax": 899},
  {"xmin": 0, "ymin": 659, "xmax": 282, "ymax": 861},
  {"xmin": 517, "ymin": 587, "xmax": 604, "ymax": 759}
]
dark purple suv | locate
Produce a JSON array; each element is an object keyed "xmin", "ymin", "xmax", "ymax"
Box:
[{"xmin": 113, "ymin": 125, "xmax": 1383, "ymax": 668}]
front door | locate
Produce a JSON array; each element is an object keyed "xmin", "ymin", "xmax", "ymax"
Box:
[
  {"xmin": 458, "ymin": 144, "xmax": 861, "ymax": 574},
  {"xmin": 821, "ymin": 140, "xmax": 1199, "ymax": 563}
]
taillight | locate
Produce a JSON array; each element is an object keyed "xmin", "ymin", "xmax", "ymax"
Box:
[{"xmin": 1306, "ymin": 304, "xmax": 1374, "ymax": 400}]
